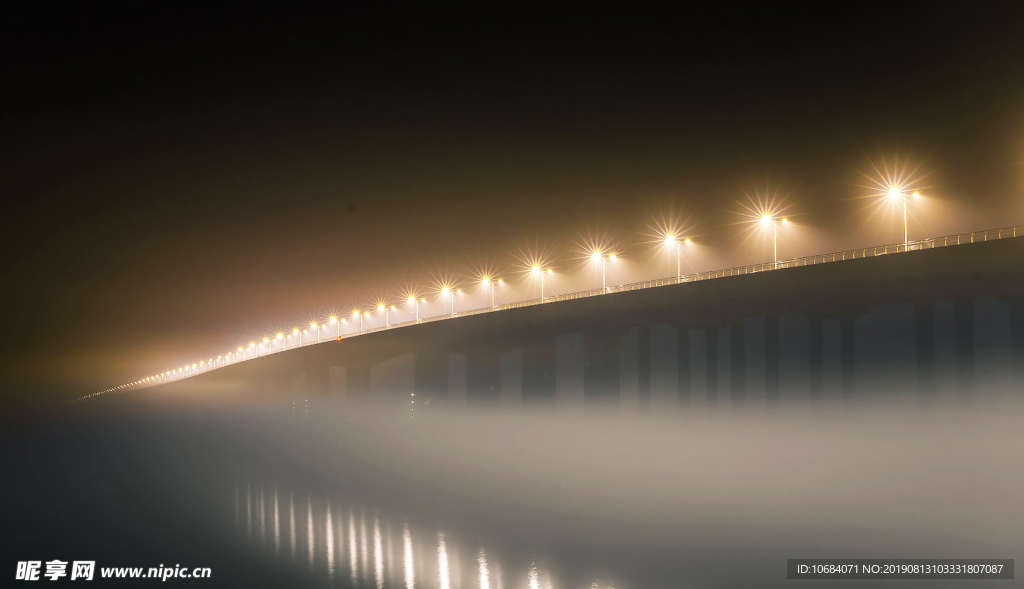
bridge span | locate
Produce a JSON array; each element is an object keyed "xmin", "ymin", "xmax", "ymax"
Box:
[{"xmin": 127, "ymin": 235, "xmax": 1024, "ymax": 408}]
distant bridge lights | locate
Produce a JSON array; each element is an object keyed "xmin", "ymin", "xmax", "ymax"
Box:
[{"xmin": 310, "ymin": 321, "xmax": 320, "ymax": 343}]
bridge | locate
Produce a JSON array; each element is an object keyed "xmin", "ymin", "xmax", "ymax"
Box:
[{"xmin": 106, "ymin": 225, "xmax": 1024, "ymax": 409}]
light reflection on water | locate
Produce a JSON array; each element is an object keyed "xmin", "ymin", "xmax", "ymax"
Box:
[{"xmin": 234, "ymin": 478, "xmax": 562, "ymax": 589}]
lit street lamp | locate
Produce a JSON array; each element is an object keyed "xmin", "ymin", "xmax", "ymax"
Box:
[
  {"xmin": 408, "ymin": 296, "xmax": 426, "ymax": 322},
  {"xmin": 590, "ymin": 251, "xmax": 617, "ymax": 292},
  {"xmin": 442, "ymin": 287, "xmax": 458, "ymax": 317},
  {"xmin": 531, "ymin": 265, "xmax": 553, "ymax": 300},
  {"xmin": 481, "ymin": 277, "xmax": 503, "ymax": 309},
  {"xmin": 663, "ymin": 235, "xmax": 692, "ymax": 281},
  {"xmin": 311, "ymin": 321, "xmax": 320, "ymax": 343},
  {"xmin": 888, "ymin": 187, "xmax": 920, "ymax": 249},
  {"xmin": 759, "ymin": 214, "xmax": 789, "ymax": 267},
  {"xmin": 378, "ymin": 303, "xmax": 397, "ymax": 327}
]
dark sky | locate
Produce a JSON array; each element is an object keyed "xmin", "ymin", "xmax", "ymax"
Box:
[{"xmin": 4, "ymin": 2, "xmax": 1024, "ymax": 407}]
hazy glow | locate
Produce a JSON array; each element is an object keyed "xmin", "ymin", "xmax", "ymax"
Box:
[
  {"xmin": 437, "ymin": 532, "xmax": 451, "ymax": 589},
  {"xmin": 403, "ymin": 524, "xmax": 415, "ymax": 588}
]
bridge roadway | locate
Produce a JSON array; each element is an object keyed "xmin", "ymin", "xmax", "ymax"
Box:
[{"xmin": 133, "ymin": 236, "xmax": 1024, "ymax": 408}]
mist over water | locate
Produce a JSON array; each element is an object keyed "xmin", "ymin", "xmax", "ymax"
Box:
[{"xmin": 10, "ymin": 388, "xmax": 1020, "ymax": 588}]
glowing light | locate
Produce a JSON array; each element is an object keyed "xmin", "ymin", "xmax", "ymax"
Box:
[
  {"xmin": 591, "ymin": 251, "xmax": 601, "ymax": 260},
  {"xmin": 912, "ymin": 191, "xmax": 920, "ymax": 198},
  {"xmin": 609, "ymin": 253, "xmax": 617, "ymax": 261},
  {"xmin": 532, "ymin": 265, "xmax": 541, "ymax": 273},
  {"xmin": 310, "ymin": 322, "xmax": 317, "ymax": 328},
  {"xmin": 292, "ymin": 328, "xmax": 299, "ymax": 334},
  {"xmin": 441, "ymin": 287, "xmax": 450, "ymax": 295},
  {"xmin": 407, "ymin": 296, "xmax": 415, "ymax": 303},
  {"xmin": 329, "ymin": 316, "xmax": 337, "ymax": 324},
  {"xmin": 263, "ymin": 337, "xmax": 269, "ymax": 343},
  {"xmin": 889, "ymin": 186, "xmax": 903, "ymax": 200},
  {"xmin": 352, "ymin": 311, "xmax": 360, "ymax": 318},
  {"xmin": 760, "ymin": 214, "xmax": 772, "ymax": 225},
  {"xmin": 276, "ymin": 333, "xmax": 283, "ymax": 339}
]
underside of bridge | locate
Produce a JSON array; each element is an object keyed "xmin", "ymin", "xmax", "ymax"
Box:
[{"xmin": 134, "ymin": 237, "xmax": 1024, "ymax": 408}]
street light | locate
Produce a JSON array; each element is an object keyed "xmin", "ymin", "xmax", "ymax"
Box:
[
  {"xmin": 377, "ymin": 303, "xmax": 396, "ymax": 327},
  {"xmin": 888, "ymin": 187, "xmax": 920, "ymax": 249},
  {"xmin": 590, "ymin": 251, "xmax": 617, "ymax": 292},
  {"xmin": 329, "ymin": 316, "xmax": 338, "ymax": 338},
  {"xmin": 441, "ymin": 286, "xmax": 457, "ymax": 317},
  {"xmin": 759, "ymin": 214, "xmax": 789, "ymax": 267},
  {"xmin": 352, "ymin": 310, "xmax": 363, "ymax": 333},
  {"xmin": 408, "ymin": 296, "xmax": 426, "ymax": 322},
  {"xmin": 663, "ymin": 235, "xmax": 692, "ymax": 282},
  {"xmin": 292, "ymin": 327, "xmax": 299, "ymax": 348},
  {"xmin": 311, "ymin": 321, "xmax": 320, "ymax": 343},
  {"xmin": 531, "ymin": 265, "xmax": 553, "ymax": 300},
  {"xmin": 481, "ymin": 277, "xmax": 503, "ymax": 309}
]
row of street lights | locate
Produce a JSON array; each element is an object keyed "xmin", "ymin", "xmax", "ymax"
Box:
[{"xmin": 103, "ymin": 186, "xmax": 931, "ymax": 395}]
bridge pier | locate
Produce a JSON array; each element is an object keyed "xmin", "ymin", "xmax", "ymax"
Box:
[
  {"xmin": 840, "ymin": 314, "xmax": 856, "ymax": 398},
  {"xmin": 729, "ymin": 319, "xmax": 745, "ymax": 403},
  {"xmin": 954, "ymin": 298, "xmax": 974, "ymax": 394},
  {"xmin": 915, "ymin": 302, "xmax": 936, "ymax": 395},
  {"xmin": 1011, "ymin": 297, "xmax": 1024, "ymax": 384},
  {"xmin": 522, "ymin": 336, "xmax": 557, "ymax": 404},
  {"xmin": 808, "ymin": 315, "xmax": 824, "ymax": 399},
  {"xmin": 467, "ymin": 348, "xmax": 502, "ymax": 405},
  {"xmin": 584, "ymin": 326, "xmax": 623, "ymax": 403},
  {"xmin": 414, "ymin": 350, "xmax": 449, "ymax": 404},
  {"xmin": 304, "ymin": 360, "xmax": 329, "ymax": 396},
  {"xmin": 346, "ymin": 365, "xmax": 370, "ymax": 396},
  {"xmin": 705, "ymin": 327, "xmax": 719, "ymax": 402},
  {"xmin": 764, "ymin": 314, "xmax": 780, "ymax": 402},
  {"xmin": 677, "ymin": 324, "xmax": 690, "ymax": 401},
  {"xmin": 637, "ymin": 325, "xmax": 651, "ymax": 403}
]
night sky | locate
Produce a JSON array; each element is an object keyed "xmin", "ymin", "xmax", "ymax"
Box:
[{"xmin": 4, "ymin": 2, "xmax": 1024, "ymax": 408}]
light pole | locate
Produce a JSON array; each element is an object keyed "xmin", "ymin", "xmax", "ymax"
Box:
[
  {"xmin": 442, "ymin": 287, "xmax": 456, "ymax": 317},
  {"xmin": 663, "ymin": 236, "xmax": 692, "ymax": 282},
  {"xmin": 531, "ymin": 265, "xmax": 553, "ymax": 300},
  {"xmin": 759, "ymin": 215, "xmax": 788, "ymax": 268},
  {"xmin": 292, "ymin": 328, "xmax": 299, "ymax": 347},
  {"xmin": 481, "ymin": 277, "xmax": 503, "ymax": 309},
  {"xmin": 408, "ymin": 296, "xmax": 425, "ymax": 322},
  {"xmin": 311, "ymin": 321, "xmax": 320, "ymax": 343},
  {"xmin": 377, "ymin": 303, "xmax": 395, "ymax": 327},
  {"xmin": 590, "ymin": 251, "xmax": 617, "ymax": 292},
  {"xmin": 888, "ymin": 188, "xmax": 919, "ymax": 249}
]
